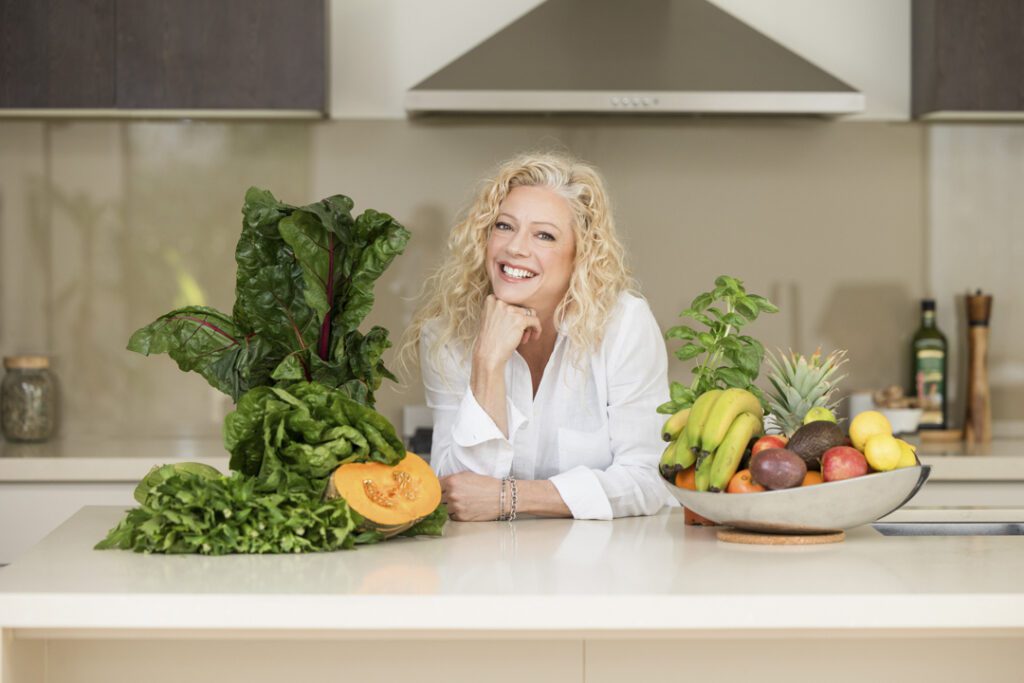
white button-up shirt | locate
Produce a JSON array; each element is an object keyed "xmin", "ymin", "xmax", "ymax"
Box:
[{"xmin": 421, "ymin": 292, "xmax": 675, "ymax": 520}]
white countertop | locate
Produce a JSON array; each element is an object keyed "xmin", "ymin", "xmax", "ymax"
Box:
[
  {"xmin": 1, "ymin": 506, "xmax": 1021, "ymax": 635},
  {"xmin": 0, "ymin": 437, "xmax": 229, "ymax": 481},
  {"xmin": 917, "ymin": 438, "xmax": 1024, "ymax": 480},
  {"xmin": 2, "ymin": 437, "xmax": 1023, "ymax": 483}
]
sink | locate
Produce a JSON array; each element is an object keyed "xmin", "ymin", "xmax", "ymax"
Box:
[{"xmin": 872, "ymin": 522, "xmax": 1024, "ymax": 536}]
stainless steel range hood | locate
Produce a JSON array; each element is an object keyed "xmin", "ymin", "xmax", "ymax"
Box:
[{"xmin": 405, "ymin": 0, "xmax": 864, "ymax": 116}]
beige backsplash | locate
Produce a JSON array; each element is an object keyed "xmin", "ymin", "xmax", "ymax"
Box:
[{"xmin": 1, "ymin": 116, "xmax": 986, "ymax": 440}]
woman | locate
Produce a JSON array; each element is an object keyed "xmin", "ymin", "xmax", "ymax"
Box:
[{"xmin": 404, "ymin": 152, "xmax": 672, "ymax": 521}]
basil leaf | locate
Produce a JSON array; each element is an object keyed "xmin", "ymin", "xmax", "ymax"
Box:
[
  {"xmin": 716, "ymin": 367, "xmax": 750, "ymax": 388},
  {"xmin": 675, "ymin": 344, "xmax": 703, "ymax": 361},
  {"xmin": 665, "ymin": 325, "xmax": 697, "ymax": 340},
  {"xmin": 739, "ymin": 352, "xmax": 761, "ymax": 379},
  {"xmin": 657, "ymin": 400, "xmax": 680, "ymax": 414},
  {"xmin": 722, "ymin": 312, "xmax": 747, "ymax": 327},
  {"xmin": 735, "ymin": 298, "xmax": 759, "ymax": 320},
  {"xmin": 748, "ymin": 294, "xmax": 780, "ymax": 314},
  {"xmin": 690, "ymin": 292, "xmax": 714, "ymax": 312}
]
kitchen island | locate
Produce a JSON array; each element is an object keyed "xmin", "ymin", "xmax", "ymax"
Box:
[
  {"xmin": 0, "ymin": 506, "xmax": 1021, "ymax": 683},
  {"xmin": 3, "ymin": 436, "xmax": 1024, "ymax": 563}
]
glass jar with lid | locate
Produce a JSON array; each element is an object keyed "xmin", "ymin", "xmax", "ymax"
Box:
[{"xmin": 1, "ymin": 355, "xmax": 59, "ymax": 442}]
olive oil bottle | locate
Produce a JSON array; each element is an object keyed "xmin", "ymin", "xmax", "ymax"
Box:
[{"xmin": 910, "ymin": 299, "xmax": 947, "ymax": 429}]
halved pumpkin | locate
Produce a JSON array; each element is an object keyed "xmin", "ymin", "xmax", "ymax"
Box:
[{"xmin": 326, "ymin": 452, "xmax": 441, "ymax": 537}]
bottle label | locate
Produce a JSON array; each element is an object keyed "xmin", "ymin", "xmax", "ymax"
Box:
[{"xmin": 915, "ymin": 349, "xmax": 945, "ymax": 425}]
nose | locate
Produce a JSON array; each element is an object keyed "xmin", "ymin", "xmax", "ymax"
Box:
[{"xmin": 505, "ymin": 228, "xmax": 530, "ymax": 257}]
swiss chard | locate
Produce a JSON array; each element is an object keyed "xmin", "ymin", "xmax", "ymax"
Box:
[{"xmin": 128, "ymin": 188, "xmax": 410, "ymax": 407}]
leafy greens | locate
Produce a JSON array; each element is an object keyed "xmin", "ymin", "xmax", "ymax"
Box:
[
  {"xmin": 660, "ymin": 275, "xmax": 778, "ymax": 414},
  {"xmin": 127, "ymin": 188, "xmax": 410, "ymax": 406},
  {"xmin": 97, "ymin": 188, "xmax": 447, "ymax": 555}
]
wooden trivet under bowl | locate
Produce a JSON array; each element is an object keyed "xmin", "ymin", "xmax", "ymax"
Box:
[{"xmin": 716, "ymin": 528, "xmax": 845, "ymax": 545}]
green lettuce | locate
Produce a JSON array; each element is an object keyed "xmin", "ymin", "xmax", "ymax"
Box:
[{"xmin": 223, "ymin": 382, "xmax": 406, "ymax": 495}]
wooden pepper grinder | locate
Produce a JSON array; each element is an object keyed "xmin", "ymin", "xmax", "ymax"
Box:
[{"xmin": 964, "ymin": 290, "xmax": 993, "ymax": 445}]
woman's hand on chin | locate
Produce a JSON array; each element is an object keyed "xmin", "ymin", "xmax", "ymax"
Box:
[
  {"xmin": 439, "ymin": 471, "xmax": 504, "ymax": 521},
  {"xmin": 473, "ymin": 294, "xmax": 542, "ymax": 369}
]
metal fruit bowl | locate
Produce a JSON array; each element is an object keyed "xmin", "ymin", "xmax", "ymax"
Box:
[{"xmin": 666, "ymin": 465, "xmax": 931, "ymax": 534}]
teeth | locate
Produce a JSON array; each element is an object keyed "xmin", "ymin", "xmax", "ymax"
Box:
[{"xmin": 502, "ymin": 265, "xmax": 535, "ymax": 279}]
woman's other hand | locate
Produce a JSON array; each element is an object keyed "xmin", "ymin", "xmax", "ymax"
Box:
[
  {"xmin": 472, "ymin": 294, "xmax": 542, "ymax": 369},
  {"xmin": 439, "ymin": 471, "xmax": 503, "ymax": 521}
]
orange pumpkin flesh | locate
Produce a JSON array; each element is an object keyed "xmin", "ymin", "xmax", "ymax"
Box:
[{"xmin": 328, "ymin": 452, "xmax": 441, "ymax": 535}]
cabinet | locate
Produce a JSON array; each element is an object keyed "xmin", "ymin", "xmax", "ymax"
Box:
[
  {"xmin": 0, "ymin": 0, "xmax": 115, "ymax": 107},
  {"xmin": 0, "ymin": 0, "xmax": 325, "ymax": 114},
  {"xmin": 912, "ymin": 0, "xmax": 1024, "ymax": 118}
]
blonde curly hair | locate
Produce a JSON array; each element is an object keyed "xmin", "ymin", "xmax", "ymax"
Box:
[{"xmin": 400, "ymin": 151, "xmax": 637, "ymax": 372}]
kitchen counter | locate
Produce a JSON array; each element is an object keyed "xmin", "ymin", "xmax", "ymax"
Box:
[
  {"xmin": 0, "ymin": 437, "xmax": 228, "ymax": 482},
  {"xmin": 2, "ymin": 505, "xmax": 1023, "ymax": 631},
  {"xmin": 2, "ymin": 437, "xmax": 1023, "ymax": 483},
  {"xmin": 2, "ymin": 436, "xmax": 1021, "ymax": 565},
  {"xmin": 0, "ymin": 506, "xmax": 1021, "ymax": 683},
  {"xmin": 917, "ymin": 438, "xmax": 1024, "ymax": 480}
]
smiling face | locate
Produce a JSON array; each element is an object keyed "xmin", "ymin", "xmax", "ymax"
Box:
[{"xmin": 485, "ymin": 185, "xmax": 577, "ymax": 316}]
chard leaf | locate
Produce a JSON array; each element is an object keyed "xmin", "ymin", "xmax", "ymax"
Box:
[
  {"xmin": 127, "ymin": 306, "xmax": 277, "ymax": 401},
  {"xmin": 271, "ymin": 354, "xmax": 307, "ymax": 381},
  {"xmin": 132, "ymin": 187, "xmax": 408, "ymax": 405},
  {"xmin": 278, "ymin": 210, "xmax": 338, "ymax": 322},
  {"xmin": 333, "ymin": 210, "xmax": 410, "ymax": 344}
]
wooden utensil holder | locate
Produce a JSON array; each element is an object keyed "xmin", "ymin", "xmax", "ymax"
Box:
[{"xmin": 964, "ymin": 291, "xmax": 993, "ymax": 445}]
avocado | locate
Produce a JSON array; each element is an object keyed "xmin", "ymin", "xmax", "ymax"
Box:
[
  {"xmin": 786, "ymin": 421, "xmax": 846, "ymax": 471},
  {"xmin": 749, "ymin": 448, "xmax": 806, "ymax": 490}
]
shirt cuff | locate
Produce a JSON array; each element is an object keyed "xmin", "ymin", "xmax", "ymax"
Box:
[
  {"xmin": 451, "ymin": 387, "xmax": 528, "ymax": 448},
  {"xmin": 549, "ymin": 466, "xmax": 614, "ymax": 521}
]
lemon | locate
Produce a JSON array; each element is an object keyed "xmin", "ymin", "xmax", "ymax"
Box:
[
  {"xmin": 864, "ymin": 434, "xmax": 902, "ymax": 471},
  {"xmin": 849, "ymin": 410, "xmax": 893, "ymax": 451},
  {"xmin": 896, "ymin": 439, "xmax": 918, "ymax": 469},
  {"xmin": 803, "ymin": 407, "xmax": 837, "ymax": 425}
]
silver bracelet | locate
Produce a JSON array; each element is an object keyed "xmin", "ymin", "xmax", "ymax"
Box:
[
  {"xmin": 508, "ymin": 476, "xmax": 518, "ymax": 522},
  {"xmin": 498, "ymin": 477, "xmax": 508, "ymax": 521}
]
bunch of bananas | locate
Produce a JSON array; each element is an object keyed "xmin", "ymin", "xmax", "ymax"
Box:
[{"xmin": 659, "ymin": 388, "xmax": 764, "ymax": 492}]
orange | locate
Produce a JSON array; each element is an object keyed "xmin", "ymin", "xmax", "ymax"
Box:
[
  {"xmin": 802, "ymin": 471, "xmax": 824, "ymax": 486},
  {"xmin": 726, "ymin": 469, "xmax": 766, "ymax": 493},
  {"xmin": 675, "ymin": 466, "xmax": 697, "ymax": 491}
]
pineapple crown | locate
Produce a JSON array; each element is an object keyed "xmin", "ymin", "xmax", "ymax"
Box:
[{"xmin": 764, "ymin": 348, "xmax": 848, "ymax": 437}]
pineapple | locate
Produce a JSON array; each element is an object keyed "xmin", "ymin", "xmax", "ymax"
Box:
[{"xmin": 764, "ymin": 348, "xmax": 848, "ymax": 437}]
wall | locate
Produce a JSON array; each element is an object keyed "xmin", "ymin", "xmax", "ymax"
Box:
[
  {"xmin": 928, "ymin": 125, "xmax": 1024, "ymax": 435},
  {"xmin": 0, "ymin": 117, "xmax": 925, "ymax": 438},
  {"xmin": 16, "ymin": 2, "xmax": 1024, "ymax": 441},
  {"xmin": 329, "ymin": 0, "xmax": 910, "ymax": 121}
]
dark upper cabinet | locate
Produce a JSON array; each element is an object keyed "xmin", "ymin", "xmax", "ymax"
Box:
[
  {"xmin": 116, "ymin": 0, "xmax": 324, "ymax": 111},
  {"xmin": 913, "ymin": 0, "xmax": 1024, "ymax": 118},
  {"xmin": 0, "ymin": 0, "xmax": 116, "ymax": 107},
  {"xmin": 0, "ymin": 0, "xmax": 324, "ymax": 113}
]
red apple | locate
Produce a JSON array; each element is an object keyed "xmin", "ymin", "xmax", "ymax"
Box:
[
  {"xmin": 821, "ymin": 446, "xmax": 869, "ymax": 482},
  {"xmin": 751, "ymin": 435, "xmax": 789, "ymax": 458}
]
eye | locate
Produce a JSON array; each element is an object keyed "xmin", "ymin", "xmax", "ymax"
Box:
[
  {"xmin": 537, "ymin": 231, "xmax": 555, "ymax": 242},
  {"xmin": 494, "ymin": 221, "xmax": 513, "ymax": 232}
]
